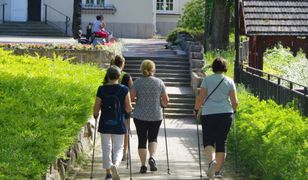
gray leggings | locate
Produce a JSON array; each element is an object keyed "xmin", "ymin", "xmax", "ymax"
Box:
[{"xmin": 201, "ymin": 113, "xmax": 233, "ymax": 152}]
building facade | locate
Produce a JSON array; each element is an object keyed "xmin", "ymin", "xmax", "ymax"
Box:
[{"xmin": 0, "ymin": 0, "xmax": 191, "ymax": 38}]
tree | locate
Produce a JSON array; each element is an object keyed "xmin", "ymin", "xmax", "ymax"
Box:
[
  {"xmin": 209, "ymin": 0, "xmax": 232, "ymax": 50},
  {"xmin": 72, "ymin": 0, "xmax": 82, "ymax": 39}
]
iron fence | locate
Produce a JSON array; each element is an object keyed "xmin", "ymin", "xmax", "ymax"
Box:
[{"xmin": 239, "ymin": 65, "xmax": 308, "ymax": 116}]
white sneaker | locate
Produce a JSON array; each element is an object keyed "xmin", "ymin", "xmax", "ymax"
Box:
[
  {"xmin": 111, "ymin": 165, "xmax": 120, "ymax": 180},
  {"xmin": 206, "ymin": 160, "xmax": 217, "ymax": 178}
]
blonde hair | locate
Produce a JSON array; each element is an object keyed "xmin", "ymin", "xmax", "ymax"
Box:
[{"xmin": 140, "ymin": 59, "xmax": 155, "ymax": 76}]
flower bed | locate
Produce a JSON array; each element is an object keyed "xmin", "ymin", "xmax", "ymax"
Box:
[
  {"xmin": 0, "ymin": 42, "xmax": 123, "ymax": 68},
  {"xmin": 0, "ymin": 49, "xmax": 105, "ymax": 179}
]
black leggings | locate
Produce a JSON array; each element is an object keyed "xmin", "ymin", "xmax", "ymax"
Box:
[
  {"xmin": 134, "ymin": 118, "xmax": 162, "ymax": 149},
  {"xmin": 201, "ymin": 113, "xmax": 233, "ymax": 152}
]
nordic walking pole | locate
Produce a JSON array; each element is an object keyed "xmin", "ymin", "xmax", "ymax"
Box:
[
  {"xmin": 163, "ymin": 108, "xmax": 171, "ymax": 174},
  {"xmin": 90, "ymin": 117, "xmax": 98, "ymax": 179},
  {"xmin": 196, "ymin": 111, "xmax": 202, "ymax": 178},
  {"xmin": 233, "ymin": 114, "xmax": 238, "ymax": 173},
  {"xmin": 127, "ymin": 114, "xmax": 133, "ymax": 180}
]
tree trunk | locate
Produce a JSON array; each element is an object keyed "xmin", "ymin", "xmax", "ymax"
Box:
[
  {"xmin": 72, "ymin": 0, "xmax": 82, "ymax": 39},
  {"xmin": 210, "ymin": 0, "xmax": 230, "ymax": 50}
]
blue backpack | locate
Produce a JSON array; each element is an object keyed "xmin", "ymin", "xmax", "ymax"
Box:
[{"xmin": 101, "ymin": 89, "xmax": 122, "ymax": 126}]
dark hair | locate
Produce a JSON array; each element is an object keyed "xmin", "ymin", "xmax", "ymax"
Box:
[
  {"xmin": 106, "ymin": 66, "xmax": 121, "ymax": 82},
  {"xmin": 212, "ymin": 57, "xmax": 228, "ymax": 73},
  {"xmin": 113, "ymin": 55, "xmax": 125, "ymax": 68},
  {"xmin": 96, "ymin": 15, "xmax": 103, "ymax": 20}
]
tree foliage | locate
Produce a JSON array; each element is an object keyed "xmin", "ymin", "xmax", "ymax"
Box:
[{"xmin": 177, "ymin": 0, "xmax": 205, "ymax": 31}]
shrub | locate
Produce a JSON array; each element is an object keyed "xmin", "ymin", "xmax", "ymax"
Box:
[
  {"xmin": 177, "ymin": 0, "xmax": 205, "ymax": 31},
  {"xmin": 166, "ymin": 27, "xmax": 194, "ymax": 43},
  {"xmin": 229, "ymin": 87, "xmax": 308, "ymax": 179},
  {"xmin": 0, "ymin": 49, "xmax": 105, "ymax": 179}
]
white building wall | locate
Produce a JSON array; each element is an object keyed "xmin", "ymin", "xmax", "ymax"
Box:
[
  {"xmin": 44, "ymin": 0, "xmax": 74, "ymax": 35},
  {"xmin": 156, "ymin": 0, "xmax": 191, "ymax": 35},
  {"xmin": 82, "ymin": 0, "xmax": 155, "ymax": 38}
]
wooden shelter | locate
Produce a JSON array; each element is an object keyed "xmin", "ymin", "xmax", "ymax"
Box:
[{"xmin": 240, "ymin": 0, "xmax": 308, "ymax": 70}]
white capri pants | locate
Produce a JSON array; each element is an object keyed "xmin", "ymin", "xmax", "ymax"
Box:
[{"xmin": 100, "ymin": 133, "xmax": 124, "ymax": 169}]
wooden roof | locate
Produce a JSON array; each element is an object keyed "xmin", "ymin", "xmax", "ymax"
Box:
[{"xmin": 242, "ymin": 0, "xmax": 308, "ymax": 36}]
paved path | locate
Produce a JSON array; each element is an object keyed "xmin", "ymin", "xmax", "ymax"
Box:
[
  {"xmin": 74, "ymin": 39, "xmax": 244, "ymax": 180},
  {"xmin": 75, "ymin": 118, "xmax": 244, "ymax": 180}
]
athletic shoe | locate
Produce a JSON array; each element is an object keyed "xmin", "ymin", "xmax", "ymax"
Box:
[
  {"xmin": 148, "ymin": 157, "xmax": 158, "ymax": 171},
  {"xmin": 214, "ymin": 171, "xmax": 223, "ymax": 179},
  {"xmin": 105, "ymin": 173, "xmax": 112, "ymax": 180},
  {"xmin": 111, "ymin": 165, "xmax": 120, "ymax": 180},
  {"xmin": 139, "ymin": 165, "xmax": 147, "ymax": 173},
  {"xmin": 206, "ymin": 160, "xmax": 217, "ymax": 178}
]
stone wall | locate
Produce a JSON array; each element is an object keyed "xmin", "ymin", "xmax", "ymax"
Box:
[
  {"xmin": 44, "ymin": 119, "xmax": 96, "ymax": 180},
  {"xmin": 177, "ymin": 33, "xmax": 205, "ymax": 95},
  {"xmin": 11, "ymin": 49, "xmax": 116, "ymax": 69}
]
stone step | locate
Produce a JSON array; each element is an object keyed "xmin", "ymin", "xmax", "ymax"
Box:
[
  {"xmin": 164, "ymin": 82, "xmax": 191, "ymax": 87},
  {"xmin": 168, "ymin": 97, "xmax": 195, "ymax": 103},
  {"xmin": 165, "ymin": 107, "xmax": 193, "ymax": 114},
  {"xmin": 125, "ymin": 59, "xmax": 189, "ymax": 65},
  {"xmin": 131, "ymin": 77, "xmax": 190, "ymax": 83},
  {"xmin": 125, "ymin": 64, "xmax": 188, "ymax": 70},
  {"xmin": 167, "ymin": 103, "xmax": 194, "ymax": 109},
  {"xmin": 0, "ymin": 22, "xmax": 66, "ymax": 37},
  {"xmin": 164, "ymin": 112, "xmax": 194, "ymax": 119},
  {"xmin": 124, "ymin": 68, "xmax": 190, "ymax": 74},
  {"xmin": 124, "ymin": 56, "xmax": 188, "ymax": 61},
  {"xmin": 128, "ymin": 72, "xmax": 190, "ymax": 77}
]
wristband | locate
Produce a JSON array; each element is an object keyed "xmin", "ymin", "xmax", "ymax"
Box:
[
  {"xmin": 194, "ymin": 109, "xmax": 199, "ymax": 113},
  {"xmin": 93, "ymin": 114, "xmax": 98, "ymax": 119}
]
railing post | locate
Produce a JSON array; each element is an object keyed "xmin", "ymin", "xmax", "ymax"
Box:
[
  {"xmin": 65, "ymin": 16, "xmax": 68, "ymax": 35},
  {"xmin": 2, "ymin": 4, "xmax": 5, "ymax": 24},
  {"xmin": 44, "ymin": 5, "xmax": 47, "ymax": 24},
  {"xmin": 304, "ymin": 87, "xmax": 308, "ymax": 117}
]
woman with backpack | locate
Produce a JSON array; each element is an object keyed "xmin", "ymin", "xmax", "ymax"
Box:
[
  {"xmin": 130, "ymin": 59, "xmax": 169, "ymax": 173},
  {"xmin": 106, "ymin": 55, "xmax": 133, "ymax": 161},
  {"xmin": 194, "ymin": 58, "xmax": 238, "ymax": 179},
  {"xmin": 93, "ymin": 66, "xmax": 132, "ymax": 180}
]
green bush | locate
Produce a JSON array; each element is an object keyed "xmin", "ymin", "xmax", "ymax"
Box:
[
  {"xmin": 177, "ymin": 0, "xmax": 205, "ymax": 31},
  {"xmin": 166, "ymin": 27, "xmax": 194, "ymax": 43},
  {"xmin": 230, "ymin": 87, "xmax": 308, "ymax": 179},
  {"xmin": 0, "ymin": 49, "xmax": 105, "ymax": 179}
]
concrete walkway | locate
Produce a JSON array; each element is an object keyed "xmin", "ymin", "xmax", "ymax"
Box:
[{"xmin": 74, "ymin": 117, "xmax": 244, "ymax": 180}]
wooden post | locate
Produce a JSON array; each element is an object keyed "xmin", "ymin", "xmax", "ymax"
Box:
[{"xmin": 234, "ymin": 0, "xmax": 240, "ymax": 83}]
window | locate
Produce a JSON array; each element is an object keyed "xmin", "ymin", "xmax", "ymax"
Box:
[
  {"xmin": 156, "ymin": 0, "xmax": 174, "ymax": 12},
  {"xmin": 84, "ymin": 0, "xmax": 105, "ymax": 7}
]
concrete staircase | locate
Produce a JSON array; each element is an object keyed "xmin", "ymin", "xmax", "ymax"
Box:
[
  {"xmin": 0, "ymin": 22, "xmax": 67, "ymax": 37},
  {"xmin": 124, "ymin": 56, "xmax": 195, "ymax": 119}
]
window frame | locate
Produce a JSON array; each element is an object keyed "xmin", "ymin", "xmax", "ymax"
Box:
[{"xmin": 156, "ymin": 0, "xmax": 175, "ymax": 14}]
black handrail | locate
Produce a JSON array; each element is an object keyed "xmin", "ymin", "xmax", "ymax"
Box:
[
  {"xmin": 0, "ymin": 3, "xmax": 7, "ymax": 24},
  {"xmin": 43, "ymin": 4, "xmax": 71, "ymax": 35},
  {"xmin": 242, "ymin": 65, "xmax": 308, "ymax": 92}
]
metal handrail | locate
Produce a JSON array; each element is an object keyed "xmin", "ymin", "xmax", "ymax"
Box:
[
  {"xmin": 43, "ymin": 4, "xmax": 71, "ymax": 35},
  {"xmin": 0, "ymin": 3, "xmax": 7, "ymax": 24},
  {"xmin": 242, "ymin": 65, "xmax": 308, "ymax": 94}
]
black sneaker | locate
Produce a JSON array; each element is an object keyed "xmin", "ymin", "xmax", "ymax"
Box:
[
  {"xmin": 105, "ymin": 173, "xmax": 112, "ymax": 180},
  {"xmin": 214, "ymin": 171, "xmax": 223, "ymax": 179},
  {"xmin": 148, "ymin": 157, "xmax": 158, "ymax": 171},
  {"xmin": 140, "ymin": 166, "xmax": 147, "ymax": 173}
]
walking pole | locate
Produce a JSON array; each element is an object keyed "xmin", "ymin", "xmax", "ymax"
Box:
[
  {"xmin": 163, "ymin": 108, "xmax": 171, "ymax": 174},
  {"xmin": 233, "ymin": 115, "xmax": 238, "ymax": 173},
  {"xmin": 90, "ymin": 118, "xmax": 98, "ymax": 179},
  {"xmin": 127, "ymin": 114, "xmax": 133, "ymax": 180},
  {"xmin": 196, "ymin": 112, "xmax": 202, "ymax": 179}
]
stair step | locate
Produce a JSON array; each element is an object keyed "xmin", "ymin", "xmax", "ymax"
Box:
[
  {"xmin": 128, "ymin": 72, "xmax": 190, "ymax": 78},
  {"xmin": 124, "ymin": 69, "xmax": 190, "ymax": 74},
  {"xmin": 125, "ymin": 64, "xmax": 188, "ymax": 70},
  {"xmin": 125, "ymin": 60, "xmax": 189, "ymax": 65},
  {"xmin": 165, "ymin": 82, "xmax": 190, "ymax": 87},
  {"xmin": 124, "ymin": 56, "xmax": 188, "ymax": 61},
  {"xmin": 164, "ymin": 113, "xmax": 194, "ymax": 118}
]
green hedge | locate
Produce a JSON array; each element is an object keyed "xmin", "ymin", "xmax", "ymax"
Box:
[
  {"xmin": 231, "ymin": 87, "xmax": 308, "ymax": 179},
  {"xmin": 0, "ymin": 49, "xmax": 105, "ymax": 179}
]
